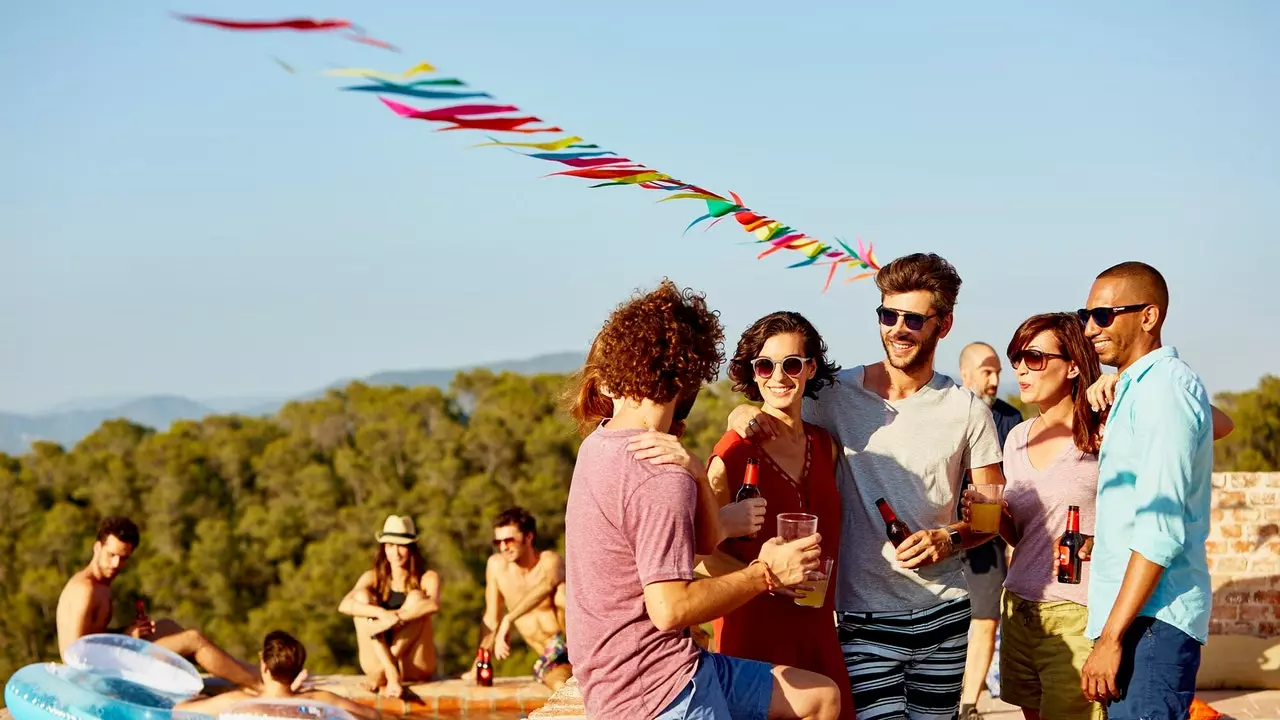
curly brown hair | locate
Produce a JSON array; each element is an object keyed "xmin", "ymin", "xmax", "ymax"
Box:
[
  {"xmin": 569, "ymin": 279, "xmax": 724, "ymax": 422},
  {"xmin": 728, "ymin": 311, "xmax": 841, "ymax": 402},
  {"xmin": 875, "ymin": 252, "xmax": 963, "ymax": 315}
]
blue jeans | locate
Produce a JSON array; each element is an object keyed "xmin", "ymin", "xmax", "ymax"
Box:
[
  {"xmin": 654, "ymin": 649, "xmax": 774, "ymax": 720},
  {"xmin": 1109, "ymin": 616, "xmax": 1202, "ymax": 720}
]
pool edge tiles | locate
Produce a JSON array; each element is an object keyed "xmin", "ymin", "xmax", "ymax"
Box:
[{"xmin": 310, "ymin": 674, "xmax": 552, "ymax": 717}]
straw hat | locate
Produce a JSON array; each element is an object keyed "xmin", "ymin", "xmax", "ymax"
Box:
[{"xmin": 375, "ymin": 515, "xmax": 418, "ymax": 545}]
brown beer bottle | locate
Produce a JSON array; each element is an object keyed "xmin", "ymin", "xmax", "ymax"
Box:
[
  {"xmin": 733, "ymin": 458, "xmax": 762, "ymax": 540},
  {"xmin": 875, "ymin": 498, "xmax": 913, "ymax": 548},
  {"xmin": 1056, "ymin": 505, "xmax": 1084, "ymax": 584},
  {"xmin": 476, "ymin": 648, "xmax": 494, "ymax": 687}
]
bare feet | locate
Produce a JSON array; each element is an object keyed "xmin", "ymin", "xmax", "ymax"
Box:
[
  {"xmin": 360, "ymin": 670, "xmax": 385, "ymax": 694},
  {"xmin": 384, "ymin": 678, "xmax": 404, "ymax": 699}
]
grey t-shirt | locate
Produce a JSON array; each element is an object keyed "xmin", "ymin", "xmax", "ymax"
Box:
[{"xmin": 802, "ymin": 365, "xmax": 1003, "ymax": 612}]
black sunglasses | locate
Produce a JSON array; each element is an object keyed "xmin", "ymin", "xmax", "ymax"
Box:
[
  {"xmin": 1009, "ymin": 348, "xmax": 1067, "ymax": 371},
  {"xmin": 876, "ymin": 306, "xmax": 938, "ymax": 332},
  {"xmin": 751, "ymin": 355, "xmax": 811, "ymax": 379},
  {"xmin": 1076, "ymin": 304, "xmax": 1148, "ymax": 328}
]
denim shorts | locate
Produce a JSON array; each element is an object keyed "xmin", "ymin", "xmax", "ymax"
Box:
[
  {"xmin": 1109, "ymin": 616, "xmax": 1202, "ymax": 720},
  {"xmin": 654, "ymin": 648, "xmax": 774, "ymax": 720}
]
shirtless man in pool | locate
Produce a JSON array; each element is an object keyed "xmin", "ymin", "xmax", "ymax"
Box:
[
  {"xmin": 176, "ymin": 631, "xmax": 378, "ymax": 720},
  {"xmin": 55, "ymin": 516, "xmax": 261, "ymax": 690},
  {"xmin": 478, "ymin": 507, "xmax": 573, "ymax": 690}
]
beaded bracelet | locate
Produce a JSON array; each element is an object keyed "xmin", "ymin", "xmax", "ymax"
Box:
[{"xmin": 748, "ymin": 558, "xmax": 781, "ymax": 592}]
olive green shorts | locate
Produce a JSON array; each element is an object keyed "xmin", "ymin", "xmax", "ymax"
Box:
[{"xmin": 1000, "ymin": 590, "xmax": 1106, "ymax": 720}]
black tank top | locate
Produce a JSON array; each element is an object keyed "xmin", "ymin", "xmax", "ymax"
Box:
[{"xmin": 383, "ymin": 590, "xmax": 407, "ymax": 611}]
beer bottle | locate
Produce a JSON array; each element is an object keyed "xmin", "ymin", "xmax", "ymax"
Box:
[
  {"xmin": 1056, "ymin": 505, "xmax": 1084, "ymax": 584},
  {"xmin": 733, "ymin": 457, "xmax": 763, "ymax": 540},
  {"xmin": 476, "ymin": 648, "xmax": 494, "ymax": 687},
  {"xmin": 875, "ymin": 498, "xmax": 912, "ymax": 548}
]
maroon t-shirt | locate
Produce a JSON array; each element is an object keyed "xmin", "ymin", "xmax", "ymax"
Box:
[{"xmin": 565, "ymin": 425, "xmax": 701, "ymax": 719}]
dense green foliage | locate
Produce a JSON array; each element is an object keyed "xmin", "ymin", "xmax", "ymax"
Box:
[
  {"xmin": 1212, "ymin": 375, "xmax": 1280, "ymax": 472},
  {"xmin": 1, "ymin": 369, "xmax": 1272, "ymax": 686},
  {"xmin": 0, "ymin": 371, "xmax": 740, "ymax": 684}
]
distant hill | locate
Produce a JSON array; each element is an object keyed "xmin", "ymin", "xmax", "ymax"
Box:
[{"xmin": 0, "ymin": 351, "xmax": 585, "ymax": 455}]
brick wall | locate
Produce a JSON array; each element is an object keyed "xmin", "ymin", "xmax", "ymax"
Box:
[
  {"xmin": 1207, "ymin": 473, "xmax": 1280, "ymax": 639},
  {"xmin": 1201, "ymin": 472, "xmax": 1280, "ymax": 689}
]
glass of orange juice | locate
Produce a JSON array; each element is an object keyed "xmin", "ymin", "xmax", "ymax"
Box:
[
  {"xmin": 970, "ymin": 484, "xmax": 1004, "ymax": 534},
  {"xmin": 794, "ymin": 557, "xmax": 834, "ymax": 608}
]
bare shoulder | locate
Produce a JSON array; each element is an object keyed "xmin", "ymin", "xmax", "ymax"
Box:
[
  {"xmin": 486, "ymin": 553, "xmax": 509, "ymax": 573},
  {"xmin": 176, "ymin": 689, "xmax": 252, "ymax": 714},
  {"xmin": 304, "ymin": 690, "xmax": 374, "ymax": 718},
  {"xmin": 355, "ymin": 569, "xmax": 377, "ymax": 587},
  {"xmin": 420, "ymin": 568, "xmax": 441, "ymax": 586},
  {"xmin": 537, "ymin": 550, "xmax": 564, "ymax": 568},
  {"xmin": 58, "ymin": 572, "xmax": 99, "ymax": 607}
]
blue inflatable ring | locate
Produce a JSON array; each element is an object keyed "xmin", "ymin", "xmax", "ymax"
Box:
[
  {"xmin": 63, "ymin": 634, "xmax": 203, "ymax": 700},
  {"xmin": 3, "ymin": 662, "xmax": 210, "ymax": 720}
]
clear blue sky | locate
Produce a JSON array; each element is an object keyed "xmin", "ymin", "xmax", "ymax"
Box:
[{"xmin": 2, "ymin": 1, "xmax": 1277, "ymax": 413}]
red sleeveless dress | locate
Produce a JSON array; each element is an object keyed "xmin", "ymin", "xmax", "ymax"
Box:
[{"xmin": 712, "ymin": 424, "xmax": 855, "ymax": 720}]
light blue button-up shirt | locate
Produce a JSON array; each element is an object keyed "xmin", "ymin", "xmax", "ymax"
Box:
[{"xmin": 1086, "ymin": 346, "xmax": 1214, "ymax": 644}]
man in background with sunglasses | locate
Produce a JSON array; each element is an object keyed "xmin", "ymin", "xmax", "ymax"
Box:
[
  {"xmin": 481, "ymin": 506, "xmax": 574, "ymax": 690},
  {"xmin": 730, "ymin": 252, "xmax": 1005, "ymax": 720},
  {"xmin": 1076, "ymin": 261, "xmax": 1213, "ymax": 720}
]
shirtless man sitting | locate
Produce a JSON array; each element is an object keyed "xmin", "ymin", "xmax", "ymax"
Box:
[
  {"xmin": 479, "ymin": 507, "xmax": 572, "ymax": 690},
  {"xmin": 55, "ymin": 516, "xmax": 260, "ymax": 690},
  {"xmin": 176, "ymin": 631, "xmax": 379, "ymax": 720}
]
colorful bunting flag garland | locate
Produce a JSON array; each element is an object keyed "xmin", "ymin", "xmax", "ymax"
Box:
[{"xmin": 176, "ymin": 13, "xmax": 881, "ymax": 290}]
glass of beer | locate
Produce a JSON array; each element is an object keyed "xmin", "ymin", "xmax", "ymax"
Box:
[
  {"xmin": 777, "ymin": 513, "xmax": 818, "ymax": 541},
  {"xmin": 794, "ymin": 557, "xmax": 834, "ymax": 608},
  {"xmin": 970, "ymin": 485, "xmax": 1004, "ymax": 534}
]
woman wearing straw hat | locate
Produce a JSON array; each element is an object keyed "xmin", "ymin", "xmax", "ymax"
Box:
[{"xmin": 339, "ymin": 514, "xmax": 441, "ymax": 698}]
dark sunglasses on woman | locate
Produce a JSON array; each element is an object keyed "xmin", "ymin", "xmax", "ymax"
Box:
[
  {"xmin": 1008, "ymin": 348, "xmax": 1067, "ymax": 371},
  {"xmin": 752, "ymin": 356, "xmax": 811, "ymax": 379}
]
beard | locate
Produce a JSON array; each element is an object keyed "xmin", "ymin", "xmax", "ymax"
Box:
[
  {"xmin": 881, "ymin": 327, "xmax": 940, "ymax": 374},
  {"xmin": 979, "ymin": 392, "xmax": 996, "ymax": 407}
]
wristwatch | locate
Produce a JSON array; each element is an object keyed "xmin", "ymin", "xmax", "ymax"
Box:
[{"xmin": 947, "ymin": 527, "xmax": 963, "ymax": 553}]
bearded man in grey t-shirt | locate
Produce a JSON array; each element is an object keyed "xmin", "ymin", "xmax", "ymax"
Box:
[{"xmin": 731, "ymin": 252, "xmax": 1004, "ymax": 720}]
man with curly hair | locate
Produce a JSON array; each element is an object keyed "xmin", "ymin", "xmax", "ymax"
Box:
[
  {"xmin": 565, "ymin": 279, "xmax": 841, "ymax": 720},
  {"xmin": 731, "ymin": 254, "xmax": 1006, "ymax": 720}
]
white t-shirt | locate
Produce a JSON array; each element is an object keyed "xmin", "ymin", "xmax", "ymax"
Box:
[{"xmin": 802, "ymin": 365, "xmax": 1003, "ymax": 612}]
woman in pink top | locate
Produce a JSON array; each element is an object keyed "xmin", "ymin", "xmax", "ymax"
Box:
[{"xmin": 965, "ymin": 312, "xmax": 1105, "ymax": 720}]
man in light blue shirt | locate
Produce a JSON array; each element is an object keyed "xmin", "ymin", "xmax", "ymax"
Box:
[{"xmin": 1077, "ymin": 261, "xmax": 1213, "ymax": 720}]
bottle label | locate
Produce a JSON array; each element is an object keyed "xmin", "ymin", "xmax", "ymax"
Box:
[{"xmin": 1057, "ymin": 544, "xmax": 1068, "ymax": 568}]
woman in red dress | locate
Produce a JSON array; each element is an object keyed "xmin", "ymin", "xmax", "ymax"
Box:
[{"xmin": 701, "ymin": 311, "xmax": 855, "ymax": 720}]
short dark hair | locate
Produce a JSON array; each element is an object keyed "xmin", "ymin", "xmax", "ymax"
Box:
[
  {"xmin": 494, "ymin": 507, "xmax": 536, "ymax": 541},
  {"xmin": 97, "ymin": 516, "xmax": 140, "ymax": 547},
  {"xmin": 874, "ymin": 253, "xmax": 963, "ymax": 315},
  {"xmin": 1096, "ymin": 261, "xmax": 1169, "ymax": 316},
  {"xmin": 262, "ymin": 630, "xmax": 306, "ymax": 683},
  {"xmin": 728, "ymin": 312, "xmax": 841, "ymax": 402}
]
